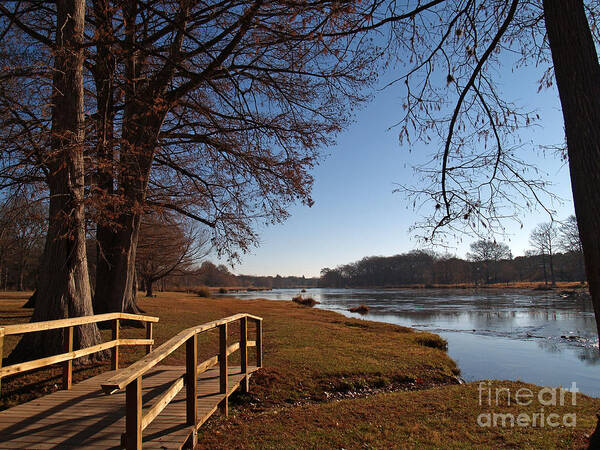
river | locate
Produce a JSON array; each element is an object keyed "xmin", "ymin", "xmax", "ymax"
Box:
[{"xmin": 223, "ymin": 288, "xmax": 600, "ymax": 396}]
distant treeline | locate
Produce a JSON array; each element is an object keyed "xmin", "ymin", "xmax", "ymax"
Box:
[
  {"xmin": 164, "ymin": 261, "xmax": 320, "ymax": 291},
  {"xmin": 319, "ymin": 249, "xmax": 585, "ymax": 288}
]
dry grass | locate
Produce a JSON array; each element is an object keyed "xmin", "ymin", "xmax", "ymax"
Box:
[
  {"xmin": 3, "ymin": 291, "xmax": 593, "ymax": 448},
  {"xmin": 199, "ymin": 381, "xmax": 600, "ymax": 449},
  {"xmin": 0, "ymin": 291, "xmax": 457, "ymax": 410},
  {"xmin": 291, "ymin": 295, "xmax": 319, "ymax": 307},
  {"xmin": 195, "ymin": 286, "xmax": 211, "ymax": 297}
]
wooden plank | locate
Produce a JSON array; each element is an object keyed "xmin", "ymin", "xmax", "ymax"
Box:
[
  {"xmin": 219, "ymin": 323, "xmax": 228, "ymax": 417},
  {"xmin": 256, "ymin": 318, "xmax": 263, "ymax": 367},
  {"xmin": 125, "ymin": 376, "xmax": 142, "ymax": 450},
  {"xmin": 146, "ymin": 322, "xmax": 153, "ymax": 354},
  {"xmin": 112, "ymin": 319, "xmax": 119, "ymax": 371},
  {"xmin": 141, "ymin": 375, "xmax": 184, "ymax": 431},
  {"xmin": 63, "ymin": 326, "xmax": 73, "ymax": 390},
  {"xmin": 226, "ymin": 341, "xmax": 239, "ymax": 357},
  {"xmin": 0, "ymin": 327, "xmax": 4, "ymax": 395},
  {"xmin": 119, "ymin": 338, "xmax": 154, "ymax": 346},
  {"xmin": 185, "ymin": 335, "xmax": 197, "ymax": 427},
  {"xmin": 240, "ymin": 317, "xmax": 248, "ymax": 393},
  {"xmin": 0, "ymin": 339, "xmax": 118, "ymax": 377},
  {"xmin": 197, "ymin": 355, "xmax": 218, "ymax": 373},
  {"xmin": 2, "ymin": 312, "xmax": 158, "ymax": 336}
]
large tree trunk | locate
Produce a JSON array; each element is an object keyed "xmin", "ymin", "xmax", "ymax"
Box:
[
  {"xmin": 92, "ymin": 1, "xmax": 165, "ymax": 316},
  {"xmin": 94, "ymin": 223, "xmax": 143, "ymax": 314},
  {"xmin": 544, "ymin": 0, "xmax": 600, "ymax": 341},
  {"xmin": 10, "ymin": 0, "xmax": 103, "ymax": 362}
]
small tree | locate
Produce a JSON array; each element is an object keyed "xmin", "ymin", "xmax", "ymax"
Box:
[
  {"xmin": 3, "ymin": 196, "xmax": 46, "ymax": 291},
  {"xmin": 530, "ymin": 222, "xmax": 559, "ymax": 286},
  {"xmin": 559, "ymin": 215, "xmax": 585, "ymax": 282},
  {"xmin": 467, "ymin": 240, "xmax": 512, "ymax": 284},
  {"xmin": 136, "ymin": 214, "xmax": 209, "ymax": 297}
]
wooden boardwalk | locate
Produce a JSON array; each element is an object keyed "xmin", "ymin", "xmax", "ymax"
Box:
[
  {"xmin": 0, "ymin": 312, "xmax": 263, "ymax": 449},
  {"xmin": 0, "ymin": 365, "xmax": 257, "ymax": 449}
]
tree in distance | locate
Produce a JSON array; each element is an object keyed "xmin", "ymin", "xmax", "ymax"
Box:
[
  {"xmin": 466, "ymin": 240, "xmax": 512, "ymax": 284},
  {"xmin": 136, "ymin": 214, "xmax": 209, "ymax": 298}
]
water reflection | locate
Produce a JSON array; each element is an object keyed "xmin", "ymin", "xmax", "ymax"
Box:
[{"xmin": 224, "ymin": 288, "xmax": 600, "ymax": 395}]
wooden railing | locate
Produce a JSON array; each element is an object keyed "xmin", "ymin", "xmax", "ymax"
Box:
[
  {"xmin": 100, "ymin": 313, "xmax": 263, "ymax": 450},
  {"xmin": 0, "ymin": 312, "xmax": 159, "ymax": 394}
]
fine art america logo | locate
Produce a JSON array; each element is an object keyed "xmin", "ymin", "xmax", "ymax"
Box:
[{"xmin": 477, "ymin": 381, "xmax": 578, "ymax": 428}]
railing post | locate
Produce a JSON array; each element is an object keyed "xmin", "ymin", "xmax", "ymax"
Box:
[
  {"xmin": 145, "ymin": 322, "xmax": 153, "ymax": 354},
  {"xmin": 63, "ymin": 326, "xmax": 73, "ymax": 389},
  {"xmin": 219, "ymin": 323, "xmax": 228, "ymax": 416},
  {"xmin": 0, "ymin": 327, "xmax": 4, "ymax": 395},
  {"xmin": 112, "ymin": 319, "xmax": 120, "ymax": 371},
  {"xmin": 256, "ymin": 319, "xmax": 263, "ymax": 368},
  {"xmin": 240, "ymin": 317, "xmax": 248, "ymax": 392},
  {"xmin": 126, "ymin": 376, "xmax": 142, "ymax": 450},
  {"xmin": 186, "ymin": 334, "xmax": 198, "ymax": 431}
]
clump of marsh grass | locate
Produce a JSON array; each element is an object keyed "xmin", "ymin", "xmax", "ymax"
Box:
[
  {"xmin": 195, "ymin": 286, "xmax": 211, "ymax": 297},
  {"xmin": 349, "ymin": 304, "xmax": 369, "ymax": 314},
  {"xmin": 292, "ymin": 295, "xmax": 319, "ymax": 307}
]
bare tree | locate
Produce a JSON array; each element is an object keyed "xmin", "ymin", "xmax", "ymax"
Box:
[
  {"xmin": 0, "ymin": 193, "xmax": 46, "ymax": 291},
  {"xmin": 326, "ymin": 0, "xmax": 600, "ymax": 341},
  {"xmin": 7, "ymin": 0, "xmax": 104, "ymax": 361},
  {"xmin": 559, "ymin": 215, "xmax": 583, "ymax": 254},
  {"xmin": 467, "ymin": 239, "xmax": 512, "ymax": 284},
  {"xmin": 530, "ymin": 222, "xmax": 558, "ymax": 286},
  {"xmin": 136, "ymin": 214, "xmax": 209, "ymax": 297},
  {"xmin": 559, "ymin": 214, "xmax": 585, "ymax": 281},
  {"xmin": 86, "ymin": 1, "xmax": 382, "ymax": 315}
]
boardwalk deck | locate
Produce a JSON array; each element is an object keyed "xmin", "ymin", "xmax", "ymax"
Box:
[{"xmin": 0, "ymin": 365, "xmax": 257, "ymax": 449}]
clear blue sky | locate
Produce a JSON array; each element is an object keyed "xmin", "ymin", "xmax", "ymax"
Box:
[{"xmin": 221, "ymin": 60, "xmax": 575, "ymax": 278}]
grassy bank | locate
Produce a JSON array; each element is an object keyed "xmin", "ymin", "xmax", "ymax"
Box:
[
  {"xmin": 0, "ymin": 291, "xmax": 457, "ymax": 410},
  {"xmin": 199, "ymin": 382, "xmax": 600, "ymax": 449},
  {"xmin": 1, "ymin": 291, "xmax": 599, "ymax": 448}
]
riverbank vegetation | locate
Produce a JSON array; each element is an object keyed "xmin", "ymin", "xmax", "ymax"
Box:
[{"xmin": 2, "ymin": 292, "xmax": 599, "ymax": 448}]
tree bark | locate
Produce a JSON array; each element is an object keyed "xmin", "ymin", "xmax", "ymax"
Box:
[
  {"xmin": 549, "ymin": 252, "xmax": 556, "ymax": 286},
  {"xmin": 146, "ymin": 278, "xmax": 153, "ymax": 298},
  {"xmin": 541, "ymin": 254, "xmax": 548, "ymax": 285},
  {"xmin": 10, "ymin": 0, "xmax": 103, "ymax": 362},
  {"xmin": 92, "ymin": 1, "xmax": 164, "ymax": 316},
  {"xmin": 544, "ymin": 0, "xmax": 600, "ymax": 341}
]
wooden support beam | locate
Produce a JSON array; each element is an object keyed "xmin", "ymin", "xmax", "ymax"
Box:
[
  {"xmin": 63, "ymin": 326, "xmax": 73, "ymax": 390},
  {"xmin": 145, "ymin": 322, "xmax": 153, "ymax": 354},
  {"xmin": 256, "ymin": 319, "xmax": 263, "ymax": 368},
  {"xmin": 112, "ymin": 319, "xmax": 119, "ymax": 371},
  {"xmin": 0, "ymin": 327, "xmax": 4, "ymax": 395},
  {"xmin": 186, "ymin": 333, "xmax": 199, "ymax": 449},
  {"xmin": 240, "ymin": 317, "xmax": 248, "ymax": 393},
  {"xmin": 219, "ymin": 323, "xmax": 228, "ymax": 417},
  {"xmin": 186, "ymin": 334, "xmax": 197, "ymax": 427},
  {"xmin": 126, "ymin": 376, "xmax": 142, "ymax": 450}
]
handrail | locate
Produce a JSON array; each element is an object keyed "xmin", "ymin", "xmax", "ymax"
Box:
[
  {"xmin": 101, "ymin": 313, "xmax": 262, "ymax": 393},
  {"xmin": 0, "ymin": 312, "xmax": 159, "ymax": 394},
  {"xmin": 106, "ymin": 313, "xmax": 263, "ymax": 450},
  {"xmin": 2, "ymin": 312, "xmax": 159, "ymax": 335}
]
